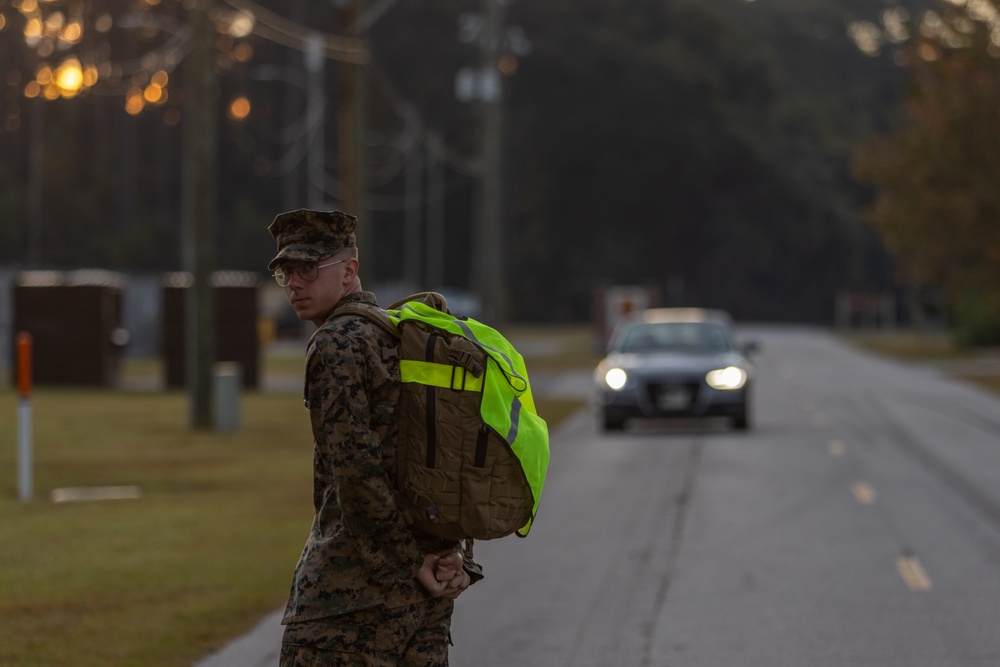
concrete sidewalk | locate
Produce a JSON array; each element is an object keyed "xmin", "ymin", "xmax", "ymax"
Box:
[{"xmin": 193, "ymin": 610, "xmax": 283, "ymax": 667}]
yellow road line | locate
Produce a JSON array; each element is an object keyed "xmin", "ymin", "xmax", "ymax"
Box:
[
  {"xmin": 852, "ymin": 481, "xmax": 877, "ymax": 505},
  {"xmin": 896, "ymin": 555, "xmax": 933, "ymax": 592}
]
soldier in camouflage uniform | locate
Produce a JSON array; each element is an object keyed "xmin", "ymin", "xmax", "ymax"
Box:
[{"xmin": 268, "ymin": 209, "xmax": 474, "ymax": 666}]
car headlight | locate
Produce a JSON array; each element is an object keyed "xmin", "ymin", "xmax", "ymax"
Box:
[
  {"xmin": 604, "ymin": 367, "xmax": 628, "ymax": 390},
  {"xmin": 705, "ymin": 366, "xmax": 747, "ymax": 390}
]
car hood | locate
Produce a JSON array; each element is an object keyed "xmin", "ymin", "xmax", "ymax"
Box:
[{"xmin": 601, "ymin": 350, "xmax": 749, "ymax": 373}]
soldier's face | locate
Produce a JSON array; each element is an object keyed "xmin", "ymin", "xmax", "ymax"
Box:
[{"xmin": 283, "ymin": 257, "xmax": 352, "ymax": 326}]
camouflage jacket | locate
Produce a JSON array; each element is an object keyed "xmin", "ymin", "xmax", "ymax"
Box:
[{"xmin": 282, "ymin": 291, "xmax": 454, "ymax": 623}]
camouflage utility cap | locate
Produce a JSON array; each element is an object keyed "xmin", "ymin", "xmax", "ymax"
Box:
[{"xmin": 267, "ymin": 209, "xmax": 357, "ymax": 270}]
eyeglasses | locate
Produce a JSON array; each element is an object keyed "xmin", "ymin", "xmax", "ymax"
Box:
[{"xmin": 273, "ymin": 258, "xmax": 348, "ymax": 287}]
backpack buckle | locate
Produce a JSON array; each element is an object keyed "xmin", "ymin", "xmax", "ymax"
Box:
[{"xmin": 447, "ymin": 349, "xmax": 484, "ymax": 377}]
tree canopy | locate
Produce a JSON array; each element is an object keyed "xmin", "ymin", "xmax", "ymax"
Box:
[
  {"xmin": 855, "ymin": 0, "xmax": 1000, "ymax": 342},
  {"xmin": 0, "ymin": 0, "xmax": 923, "ymax": 323}
]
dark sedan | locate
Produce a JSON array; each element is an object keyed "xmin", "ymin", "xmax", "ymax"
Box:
[{"xmin": 594, "ymin": 308, "xmax": 756, "ymax": 431}]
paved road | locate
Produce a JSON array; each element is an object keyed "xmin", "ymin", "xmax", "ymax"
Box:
[{"xmin": 199, "ymin": 326, "xmax": 1000, "ymax": 666}]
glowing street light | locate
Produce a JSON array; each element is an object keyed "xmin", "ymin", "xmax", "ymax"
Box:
[
  {"xmin": 227, "ymin": 96, "xmax": 251, "ymax": 121},
  {"xmin": 54, "ymin": 57, "xmax": 83, "ymax": 97},
  {"xmin": 12, "ymin": 2, "xmax": 255, "ymax": 114}
]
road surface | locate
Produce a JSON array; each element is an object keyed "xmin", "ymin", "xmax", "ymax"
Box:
[
  {"xmin": 449, "ymin": 325, "xmax": 1000, "ymax": 666},
  {"xmin": 199, "ymin": 325, "xmax": 1000, "ymax": 666}
]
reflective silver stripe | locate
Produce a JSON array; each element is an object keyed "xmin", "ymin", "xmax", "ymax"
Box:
[
  {"xmin": 506, "ymin": 396, "xmax": 522, "ymax": 444},
  {"xmin": 455, "ymin": 319, "xmax": 525, "ymax": 384}
]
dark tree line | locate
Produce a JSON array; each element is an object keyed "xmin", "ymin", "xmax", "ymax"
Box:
[
  {"xmin": 500, "ymin": 0, "xmax": 931, "ymax": 322},
  {"xmin": 0, "ymin": 0, "xmax": 924, "ymax": 323}
]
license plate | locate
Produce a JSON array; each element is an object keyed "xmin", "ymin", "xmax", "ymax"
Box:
[{"xmin": 656, "ymin": 387, "xmax": 690, "ymax": 410}]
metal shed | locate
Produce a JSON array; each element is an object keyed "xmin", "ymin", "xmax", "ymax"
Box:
[
  {"xmin": 11, "ymin": 270, "xmax": 128, "ymax": 386},
  {"xmin": 161, "ymin": 271, "xmax": 261, "ymax": 389}
]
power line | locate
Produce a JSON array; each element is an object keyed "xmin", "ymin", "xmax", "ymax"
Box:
[{"xmin": 221, "ymin": 0, "xmax": 369, "ymax": 64}]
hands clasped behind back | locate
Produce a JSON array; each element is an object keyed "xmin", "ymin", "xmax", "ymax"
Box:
[{"xmin": 417, "ymin": 550, "xmax": 471, "ymax": 600}]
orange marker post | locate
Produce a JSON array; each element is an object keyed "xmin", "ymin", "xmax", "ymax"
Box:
[{"xmin": 17, "ymin": 332, "xmax": 33, "ymax": 502}]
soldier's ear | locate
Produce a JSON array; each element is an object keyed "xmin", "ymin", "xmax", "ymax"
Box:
[{"xmin": 342, "ymin": 257, "xmax": 359, "ymax": 283}]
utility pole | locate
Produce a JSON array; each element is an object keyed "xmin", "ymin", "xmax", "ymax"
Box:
[
  {"xmin": 182, "ymin": 0, "xmax": 217, "ymax": 429},
  {"xmin": 305, "ymin": 34, "xmax": 326, "ymax": 210},
  {"xmin": 474, "ymin": 0, "xmax": 505, "ymax": 325},
  {"xmin": 26, "ymin": 97, "xmax": 43, "ymax": 266},
  {"xmin": 339, "ymin": 0, "xmax": 369, "ymax": 263},
  {"xmin": 404, "ymin": 137, "xmax": 423, "ymax": 288},
  {"xmin": 426, "ymin": 133, "xmax": 446, "ymax": 289},
  {"xmin": 283, "ymin": 0, "xmax": 309, "ymax": 211}
]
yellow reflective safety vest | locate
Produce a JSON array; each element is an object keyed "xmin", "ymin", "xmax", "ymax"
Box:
[{"xmin": 337, "ymin": 294, "xmax": 550, "ymax": 540}]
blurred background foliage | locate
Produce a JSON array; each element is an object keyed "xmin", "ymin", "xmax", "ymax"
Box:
[
  {"xmin": 6, "ymin": 0, "xmax": 999, "ymax": 337},
  {"xmin": 855, "ymin": 0, "xmax": 1000, "ymax": 345}
]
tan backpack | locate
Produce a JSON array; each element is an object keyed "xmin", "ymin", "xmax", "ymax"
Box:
[{"xmin": 334, "ymin": 292, "xmax": 549, "ymax": 542}]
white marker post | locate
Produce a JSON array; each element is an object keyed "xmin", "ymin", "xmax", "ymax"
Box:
[{"xmin": 17, "ymin": 332, "xmax": 33, "ymax": 502}]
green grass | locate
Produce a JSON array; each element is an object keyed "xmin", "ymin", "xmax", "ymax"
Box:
[
  {"xmin": 511, "ymin": 325, "xmax": 601, "ymax": 370},
  {"xmin": 840, "ymin": 328, "xmax": 1000, "ymax": 398},
  {"xmin": 964, "ymin": 375, "xmax": 1000, "ymax": 395},
  {"xmin": 0, "ymin": 328, "xmax": 593, "ymax": 666},
  {"xmin": 839, "ymin": 329, "xmax": 971, "ymax": 360},
  {"xmin": 0, "ymin": 390, "xmax": 313, "ymax": 667}
]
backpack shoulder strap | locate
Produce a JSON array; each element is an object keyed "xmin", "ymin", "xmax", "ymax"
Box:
[
  {"xmin": 331, "ymin": 301, "xmax": 401, "ymax": 361},
  {"xmin": 388, "ymin": 291, "xmax": 450, "ymax": 314}
]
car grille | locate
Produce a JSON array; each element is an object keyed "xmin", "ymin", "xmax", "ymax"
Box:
[{"xmin": 645, "ymin": 381, "xmax": 701, "ymax": 413}]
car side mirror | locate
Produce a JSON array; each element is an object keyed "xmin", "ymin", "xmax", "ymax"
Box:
[{"xmin": 743, "ymin": 340, "xmax": 760, "ymax": 356}]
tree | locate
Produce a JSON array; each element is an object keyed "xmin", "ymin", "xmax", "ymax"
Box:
[
  {"xmin": 0, "ymin": 0, "xmax": 919, "ymax": 324},
  {"xmin": 855, "ymin": 0, "xmax": 1000, "ymax": 343},
  {"xmin": 503, "ymin": 0, "xmax": 898, "ymax": 322}
]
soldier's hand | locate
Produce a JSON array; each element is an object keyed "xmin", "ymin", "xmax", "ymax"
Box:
[
  {"xmin": 417, "ymin": 554, "xmax": 447, "ymax": 597},
  {"xmin": 438, "ymin": 566, "xmax": 470, "ymax": 600},
  {"xmin": 418, "ymin": 551, "xmax": 471, "ymax": 599},
  {"xmin": 434, "ymin": 550, "xmax": 464, "ymax": 582}
]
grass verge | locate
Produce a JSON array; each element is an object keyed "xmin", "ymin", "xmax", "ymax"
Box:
[
  {"xmin": 838, "ymin": 329, "xmax": 969, "ymax": 360},
  {"xmin": 0, "ymin": 390, "xmax": 312, "ymax": 667},
  {"xmin": 840, "ymin": 328, "xmax": 1000, "ymax": 397}
]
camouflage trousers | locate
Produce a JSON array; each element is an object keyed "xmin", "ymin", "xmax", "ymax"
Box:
[{"xmin": 279, "ymin": 598, "xmax": 454, "ymax": 667}]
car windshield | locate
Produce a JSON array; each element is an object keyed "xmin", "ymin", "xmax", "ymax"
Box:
[{"xmin": 617, "ymin": 322, "xmax": 733, "ymax": 354}]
